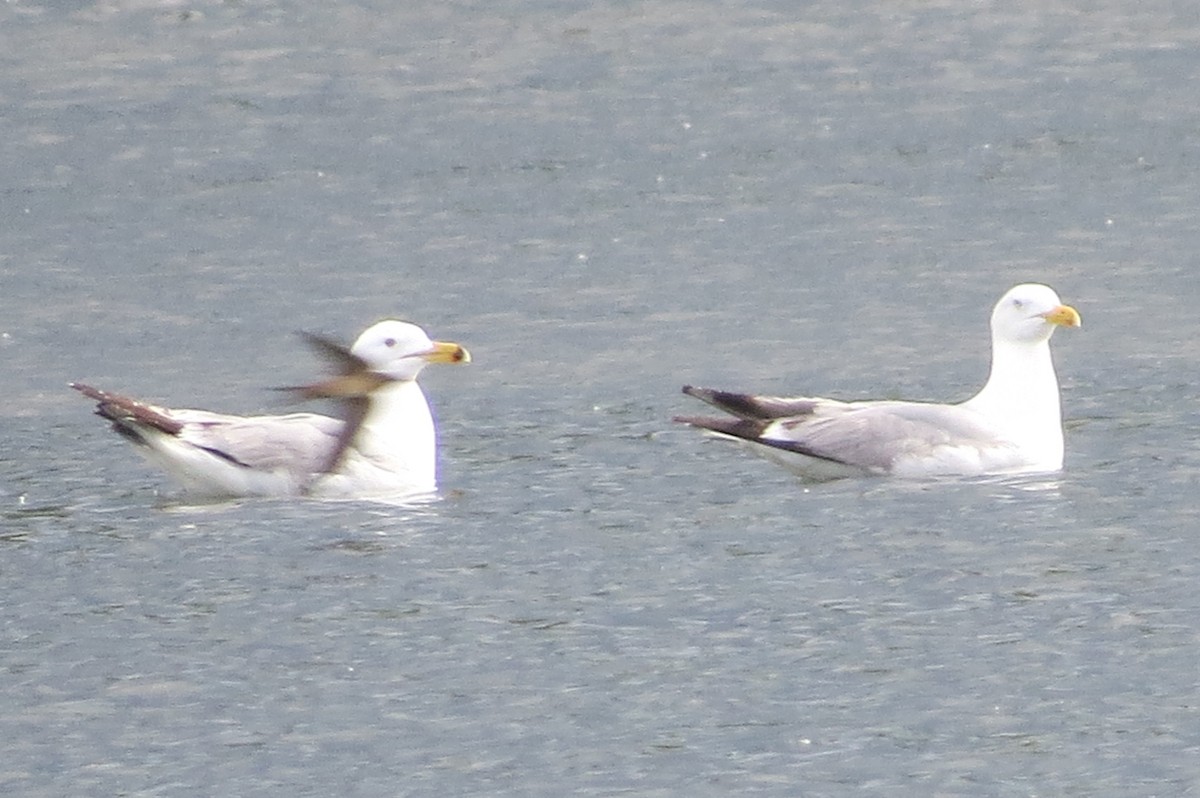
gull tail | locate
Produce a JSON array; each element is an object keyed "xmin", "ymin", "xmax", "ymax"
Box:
[
  {"xmin": 70, "ymin": 382, "xmax": 184, "ymax": 440},
  {"xmin": 672, "ymin": 413, "xmax": 770, "ymax": 442},
  {"xmin": 681, "ymin": 385, "xmax": 821, "ymax": 421}
]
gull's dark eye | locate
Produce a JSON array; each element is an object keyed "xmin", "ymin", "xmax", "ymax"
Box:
[{"xmin": 384, "ymin": 338, "xmax": 396, "ymax": 348}]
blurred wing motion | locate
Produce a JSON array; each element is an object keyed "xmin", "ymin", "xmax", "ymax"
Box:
[
  {"xmin": 73, "ymin": 320, "xmax": 470, "ymax": 500},
  {"xmin": 275, "ymin": 332, "xmax": 391, "ymax": 476}
]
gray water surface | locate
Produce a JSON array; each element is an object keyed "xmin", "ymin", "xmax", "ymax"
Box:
[{"xmin": 3, "ymin": 1, "xmax": 1200, "ymax": 795}]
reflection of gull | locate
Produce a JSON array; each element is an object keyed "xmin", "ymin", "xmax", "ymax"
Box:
[
  {"xmin": 72, "ymin": 320, "xmax": 470, "ymax": 500},
  {"xmin": 675, "ymin": 284, "xmax": 1081, "ymax": 480}
]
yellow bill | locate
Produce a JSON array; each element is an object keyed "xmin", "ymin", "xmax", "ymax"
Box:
[{"xmin": 1042, "ymin": 304, "xmax": 1081, "ymax": 328}]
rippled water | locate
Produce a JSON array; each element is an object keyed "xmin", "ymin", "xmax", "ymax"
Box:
[{"xmin": 4, "ymin": 1, "xmax": 1200, "ymax": 795}]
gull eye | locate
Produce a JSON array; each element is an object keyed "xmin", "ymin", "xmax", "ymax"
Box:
[
  {"xmin": 1011, "ymin": 298, "xmax": 1025, "ymax": 309},
  {"xmin": 384, "ymin": 338, "xmax": 396, "ymax": 348}
]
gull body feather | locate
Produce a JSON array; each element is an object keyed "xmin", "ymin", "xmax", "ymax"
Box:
[
  {"xmin": 73, "ymin": 320, "xmax": 469, "ymax": 500},
  {"xmin": 676, "ymin": 284, "xmax": 1080, "ymax": 481}
]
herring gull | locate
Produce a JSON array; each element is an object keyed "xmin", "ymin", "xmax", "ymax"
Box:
[
  {"xmin": 674, "ymin": 283, "xmax": 1081, "ymax": 480},
  {"xmin": 72, "ymin": 320, "xmax": 470, "ymax": 499}
]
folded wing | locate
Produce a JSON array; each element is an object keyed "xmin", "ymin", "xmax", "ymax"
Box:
[
  {"xmin": 677, "ymin": 387, "xmax": 1020, "ymax": 477},
  {"xmin": 71, "ymin": 382, "xmax": 343, "ymax": 494}
]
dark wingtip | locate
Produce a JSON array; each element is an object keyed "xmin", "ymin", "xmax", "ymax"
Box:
[
  {"xmin": 69, "ymin": 383, "xmax": 185, "ymax": 436},
  {"xmin": 674, "ymin": 414, "xmax": 770, "ymax": 441},
  {"xmin": 70, "ymin": 382, "xmax": 102, "ymax": 400}
]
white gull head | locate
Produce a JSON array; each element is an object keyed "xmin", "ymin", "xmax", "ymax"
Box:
[
  {"xmin": 351, "ymin": 320, "xmax": 471, "ymax": 382},
  {"xmin": 989, "ymin": 283, "xmax": 1082, "ymax": 347}
]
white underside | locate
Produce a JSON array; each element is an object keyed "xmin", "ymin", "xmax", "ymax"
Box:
[
  {"xmin": 128, "ymin": 433, "xmax": 300, "ymax": 498},
  {"xmin": 307, "ymin": 451, "xmax": 437, "ymax": 501},
  {"xmin": 733, "ymin": 434, "xmax": 1060, "ymax": 483}
]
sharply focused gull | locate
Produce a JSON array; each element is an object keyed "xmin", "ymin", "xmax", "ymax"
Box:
[
  {"xmin": 674, "ymin": 283, "xmax": 1081, "ymax": 480},
  {"xmin": 72, "ymin": 320, "xmax": 470, "ymax": 500}
]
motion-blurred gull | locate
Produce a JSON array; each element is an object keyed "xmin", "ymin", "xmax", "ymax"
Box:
[
  {"xmin": 72, "ymin": 320, "xmax": 470, "ymax": 500},
  {"xmin": 675, "ymin": 283, "xmax": 1080, "ymax": 480}
]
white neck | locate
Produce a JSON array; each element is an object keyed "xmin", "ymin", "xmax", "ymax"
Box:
[
  {"xmin": 351, "ymin": 380, "xmax": 437, "ymax": 488},
  {"xmin": 962, "ymin": 335, "xmax": 1063, "ymax": 464}
]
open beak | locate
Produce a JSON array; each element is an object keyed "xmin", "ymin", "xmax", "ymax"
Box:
[
  {"xmin": 422, "ymin": 341, "xmax": 471, "ymax": 364},
  {"xmin": 1042, "ymin": 304, "xmax": 1081, "ymax": 328}
]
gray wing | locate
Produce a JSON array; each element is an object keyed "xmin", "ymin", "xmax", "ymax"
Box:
[
  {"xmin": 760, "ymin": 401, "xmax": 1008, "ymax": 470},
  {"xmin": 677, "ymin": 384, "xmax": 1009, "ymax": 471},
  {"xmin": 171, "ymin": 409, "xmax": 344, "ymax": 477},
  {"xmin": 73, "ymin": 382, "xmax": 348, "ymax": 485}
]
